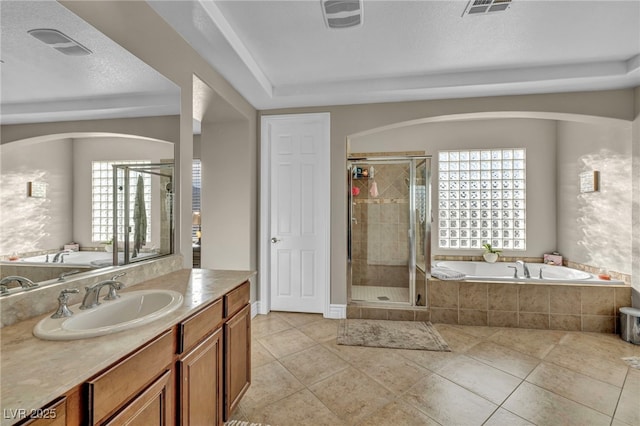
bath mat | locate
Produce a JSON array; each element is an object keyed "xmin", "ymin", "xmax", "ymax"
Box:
[
  {"xmin": 224, "ymin": 421, "xmax": 271, "ymax": 426},
  {"xmin": 337, "ymin": 319, "xmax": 451, "ymax": 351}
]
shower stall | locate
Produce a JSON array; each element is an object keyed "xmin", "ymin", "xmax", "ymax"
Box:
[
  {"xmin": 111, "ymin": 163, "xmax": 174, "ymax": 266},
  {"xmin": 348, "ymin": 156, "xmax": 431, "ymax": 306}
]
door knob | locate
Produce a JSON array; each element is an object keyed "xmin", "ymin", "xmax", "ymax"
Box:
[{"xmin": 271, "ymin": 237, "xmax": 281, "ymax": 244}]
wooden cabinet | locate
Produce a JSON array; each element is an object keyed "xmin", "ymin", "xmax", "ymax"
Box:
[
  {"xmin": 87, "ymin": 330, "xmax": 174, "ymax": 425},
  {"xmin": 177, "ymin": 299, "xmax": 224, "ymax": 426},
  {"xmin": 15, "ymin": 281, "xmax": 251, "ymax": 426},
  {"xmin": 177, "ymin": 329, "xmax": 223, "ymax": 425},
  {"xmin": 223, "ymin": 282, "xmax": 251, "ymax": 421}
]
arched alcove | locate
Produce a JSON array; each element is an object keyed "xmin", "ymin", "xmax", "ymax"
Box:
[{"xmin": 346, "ymin": 111, "xmax": 633, "ymax": 278}]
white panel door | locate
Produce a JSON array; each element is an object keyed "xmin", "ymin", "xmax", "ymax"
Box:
[{"xmin": 266, "ymin": 114, "xmax": 329, "ymax": 313}]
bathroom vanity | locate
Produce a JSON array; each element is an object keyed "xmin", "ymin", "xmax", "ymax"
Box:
[{"xmin": 0, "ymin": 269, "xmax": 254, "ymax": 426}]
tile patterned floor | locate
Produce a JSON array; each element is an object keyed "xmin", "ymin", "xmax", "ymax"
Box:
[{"xmin": 231, "ymin": 312, "xmax": 640, "ymax": 426}]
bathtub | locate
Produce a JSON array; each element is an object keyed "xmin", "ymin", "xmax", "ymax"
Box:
[
  {"xmin": 433, "ymin": 261, "xmax": 623, "ymax": 285},
  {"xmin": 10, "ymin": 250, "xmax": 156, "ymax": 267}
]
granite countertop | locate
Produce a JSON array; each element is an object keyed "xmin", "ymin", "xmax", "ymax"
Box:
[{"xmin": 0, "ymin": 268, "xmax": 255, "ymax": 426}]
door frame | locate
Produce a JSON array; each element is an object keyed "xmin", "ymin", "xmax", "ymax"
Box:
[{"xmin": 259, "ymin": 113, "xmax": 331, "ymax": 316}]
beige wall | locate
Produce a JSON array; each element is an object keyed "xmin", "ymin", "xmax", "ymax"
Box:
[
  {"xmin": 0, "ymin": 134, "xmax": 173, "ymax": 256},
  {"xmin": 350, "ymin": 118, "xmax": 557, "ymax": 258},
  {"xmin": 60, "ymin": 1, "xmax": 258, "ymax": 274},
  {"xmin": 201, "ymin": 120, "xmax": 255, "ymax": 271},
  {"xmin": 263, "ymin": 89, "xmax": 637, "ymax": 305},
  {"xmin": 0, "ymin": 138, "xmax": 73, "ymax": 255},
  {"xmin": 72, "ymin": 136, "xmax": 174, "ymax": 248},
  {"xmin": 556, "ymin": 121, "xmax": 632, "ymax": 275}
]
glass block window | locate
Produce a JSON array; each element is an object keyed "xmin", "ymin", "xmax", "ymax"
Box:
[
  {"xmin": 438, "ymin": 149, "xmax": 526, "ymax": 250},
  {"xmin": 192, "ymin": 159, "xmax": 202, "ymax": 240},
  {"xmin": 91, "ymin": 161, "xmax": 151, "ymax": 243}
]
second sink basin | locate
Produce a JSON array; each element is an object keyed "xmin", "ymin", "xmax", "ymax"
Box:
[{"xmin": 34, "ymin": 289, "xmax": 184, "ymax": 340}]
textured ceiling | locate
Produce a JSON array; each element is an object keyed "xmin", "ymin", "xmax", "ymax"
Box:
[
  {"xmin": 150, "ymin": 0, "xmax": 640, "ymax": 109},
  {"xmin": 0, "ymin": 0, "xmax": 180, "ymax": 125},
  {"xmin": 2, "ymin": 1, "xmax": 639, "ymax": 125}
]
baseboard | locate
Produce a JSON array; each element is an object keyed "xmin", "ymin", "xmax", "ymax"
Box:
[
  {"xmin": 252, "ymin": 301, "xmax": 346, "ymax": 319},
  {"xmin": 326, "ymin": 304, "xmax": 346, "ymax": 319},
  {"xmin": 251, "ymin": 301, "xmax": 260, "ymax": 319}
]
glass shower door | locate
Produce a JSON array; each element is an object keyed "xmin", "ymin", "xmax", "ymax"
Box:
[
  {"xmin": 413, "ymin": 158, "xmax": 431, "ymax": 306},
  {"xmin": 348, "ymin": 157, "xmax": 431, "ymax": 306}
]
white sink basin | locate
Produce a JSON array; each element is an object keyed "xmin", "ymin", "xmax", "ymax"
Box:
[{"xmin": 34, "ymin": 289, "xmax": 184, "ymax": 340}]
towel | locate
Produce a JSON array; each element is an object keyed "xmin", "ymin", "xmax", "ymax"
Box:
[
  {"xmin": 369, "ymin": 181, "xmax": 379, "ymax": 197},
  {"xmin": 431, "ymin": 267, "xmax": 466, "ymax": 280},
  {"xmin": 133, "ymin": 175, "xmax": 147, "ymax": 258}
]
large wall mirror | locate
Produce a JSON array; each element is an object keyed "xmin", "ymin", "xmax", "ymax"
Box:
[{"xmin": 0, "ymin": 0, "xmax": 180, "ymax": 295}]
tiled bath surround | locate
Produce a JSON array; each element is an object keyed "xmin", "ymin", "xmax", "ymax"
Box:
[
  {"xmin": 349, "ymin": 252, "xmax": 633, "ymax": 333},
  {"xmin": 349, "ymin": 280, "xmax": 632, "ymax": 334},
  {"xmin": 427, "ymin": 280, "xmax": 631, "ymax": 333}
]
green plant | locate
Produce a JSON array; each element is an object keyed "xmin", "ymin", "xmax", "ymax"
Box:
[{"xmin": 482, "ymin": 243, "xmax": 501, "ymax": 255}]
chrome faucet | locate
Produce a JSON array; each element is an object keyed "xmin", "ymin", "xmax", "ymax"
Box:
[
  {"xmin": 79, "ymin": 272, "xmax": 126, "ymax": 310},
  {"xmin": 58, "ymin": 270, "xmax": 80, "ymax": 282},
  {"xmin": 0, "ymin": 275, "xmax": 38, "ymax": 289},
  {"xmin": 51, "ymin": 289, "xmax": 80, "ymax": 318},
  {"xmin": 515, "ymin": 260, "xmax": 531, "ymax": 278},
  {"xmin": 52, "ymin": 250, "xmax": 72, "ymax": 263}
]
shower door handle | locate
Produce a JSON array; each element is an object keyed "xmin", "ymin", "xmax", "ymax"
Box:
[{"xmin": 271, "ymin": 237, "xmax": 281, "ymax": 244}]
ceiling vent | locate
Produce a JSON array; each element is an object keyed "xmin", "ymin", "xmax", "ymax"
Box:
[
  {"xmin": 28, "ymin": 29, "xmax": 92, "ymax": 56},
  {"xmin": 322, "ymin": 0, "xmax": 363, "ymax": 29},
  {"xmin": 463, "ymin": 0, "xmax": 512, "ymax": 16}
]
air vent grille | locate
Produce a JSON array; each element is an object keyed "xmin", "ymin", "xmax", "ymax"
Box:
[
  {"xmin": 28, "ymin": 29, "xmax": 92, "ymax": 56},
  {"xmin": 463, "ymin": 0, "xmax": 512, "ymax": 16},
  {"xmin": 322, "ymin": 0, "xmax": 363, "ymax": 29}
]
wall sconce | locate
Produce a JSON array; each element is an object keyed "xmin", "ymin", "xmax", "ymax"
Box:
[
  {"xmin": 27, "ymin": 181, "xmax": 47, "ymax": 198},
  {"xmin": 192, "ymin": 211, "xmax": 201, "ymax": 245}
]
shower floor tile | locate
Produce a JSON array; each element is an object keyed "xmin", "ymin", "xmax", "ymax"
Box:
[{"xmin": 351, "ymin": 285, "xmax": 409, "ymax": 303}]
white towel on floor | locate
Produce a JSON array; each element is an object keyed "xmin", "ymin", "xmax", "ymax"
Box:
[{"xmin": 431, "ymin": 267, "xmax": 466, "ymax": 280}]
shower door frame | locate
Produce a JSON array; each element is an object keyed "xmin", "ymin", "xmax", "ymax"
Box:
[
  {"xmin": 347, "ymin": 156, "xmax": 431, "ymax": 306},
  {"xmin": 112, "ymin": 163, "xmax": 175, "ymax": 266}
]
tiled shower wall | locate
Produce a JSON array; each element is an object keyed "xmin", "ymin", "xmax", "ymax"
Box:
[{"xmin": 352, "ymin": 164, "xmax": 410, "ymax": 287}]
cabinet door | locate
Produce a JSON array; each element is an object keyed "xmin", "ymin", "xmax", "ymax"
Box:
[
  {"xmin": 178, "ymin": 329, "xmax": 223, "ymax": 426},
  {"xmin": 103, "ymin": 370, "xmax": 172, "ymax": 426},
  {"xmin": 224, "ymin": 304, "xmax": 251, "ymax": 420}
]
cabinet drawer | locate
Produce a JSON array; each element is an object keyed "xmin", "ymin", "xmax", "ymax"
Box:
[
  {"xmin": 87, "ymin": 330, "xmax": 174, "ymax": 424},
  {"xmin": 224, "ymin": 281, "xmax": 249, "ymax": 318},
  {"xmin": 178, "ymin": 299, "xmax": 223, "ymax": 354}
]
